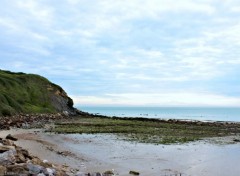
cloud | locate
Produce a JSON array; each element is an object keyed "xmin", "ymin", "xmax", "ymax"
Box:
[
  {"xmin": 72, "ymin": 92, "xmax": 240, "ymax": 107},
  {"xmin": 16, "ymin": 0, "xmax": 54, "ymax": 26},
  {"xmin": 0, "ymin": 0, "xmax": 240, "ymax": 106}
]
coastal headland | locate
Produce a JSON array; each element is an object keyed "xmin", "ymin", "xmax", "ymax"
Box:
[{"xmin": 1, "ymin": 70, "xmax": 240, "ymax": 175}]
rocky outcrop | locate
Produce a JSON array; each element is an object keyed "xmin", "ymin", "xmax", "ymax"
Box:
[
  {"xmin": 48, "ymin": 84, "xmax": 78, "ymax": 116},
  {"xmin": 0, "ymin": 134, "xmax": 117, "ymax": 176},
  {"xmin": 0, "ymin": 135, "xmax": 68, "ymax": 176},
  {"xmin": 0, "ymin": 113, "xmax": 65, "ymax": 130}
]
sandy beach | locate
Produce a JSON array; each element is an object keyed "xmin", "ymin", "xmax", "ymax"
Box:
[{"xmin": 1, "ymin": 128, "xmax": 240, "ymax": 176}]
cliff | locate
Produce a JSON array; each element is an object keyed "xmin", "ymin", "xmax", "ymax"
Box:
[{"xmin": 0, "ymin": 70, "xmax": 79, "ymax": 116}]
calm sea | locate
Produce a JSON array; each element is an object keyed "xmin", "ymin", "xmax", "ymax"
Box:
[{"xmin": 78, "ymin": 106, "xmax": 240, "ymax": 122}]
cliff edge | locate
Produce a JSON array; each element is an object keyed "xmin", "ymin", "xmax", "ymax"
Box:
[{"xmin": 0, "ymin": 70, "xmax": 79, "ymax": 116}]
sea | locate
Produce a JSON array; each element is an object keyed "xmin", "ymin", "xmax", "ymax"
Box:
[{"xmin": 78, "ymin": 106, "xmax": 240, "ymax": 122}]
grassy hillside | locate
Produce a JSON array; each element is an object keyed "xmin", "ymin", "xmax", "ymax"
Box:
[{"xmin": 0, "ymin": 69, "xmax": 73, "ymax": 116}]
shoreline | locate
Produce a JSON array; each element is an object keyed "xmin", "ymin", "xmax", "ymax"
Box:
[
  {"xmin": 2, "ymin": 112, "xmax": 240, "ymax": 144},
  {"xmin": 1, "ymin": 111, "xmax": 240, "ymax": 130},
  {"xmin": 1, "ymin": 113, "xmax": 240, "ymax": 175},
  {"xmin": 81, "ymin": 111, "xmax": 240, "ymax": 124},
  {"xmin": 79, "ymin": 106, "xmax": 240, "ymax": 122},
  {"xmin": 1, "ymin": 128, "xmax": 240, "ymax": 176}
]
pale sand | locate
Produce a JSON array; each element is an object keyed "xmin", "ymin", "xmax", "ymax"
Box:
[{"xmin": 1, "ymin": 128, "xmax": 240, "ymax": 176}]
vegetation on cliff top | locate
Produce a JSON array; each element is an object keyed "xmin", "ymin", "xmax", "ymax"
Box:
[{"xmin": 0, "ymin": 69, "xmax": 73, "ymax": 116}]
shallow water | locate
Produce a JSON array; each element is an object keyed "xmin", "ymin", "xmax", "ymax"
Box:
[
  {"xmin": 2, "ymin": 129, "xmax": 240, "ymax": 176},
  {"xmin": 54, "ymin": 133, "xmax": 240, "ymax": 176}
]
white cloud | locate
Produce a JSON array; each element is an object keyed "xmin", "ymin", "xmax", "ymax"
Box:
[
  {"xmin": 16, "ymin": 0, "xmax": 53, "ymax": 26},
  {"xmin": 0, "ymin": 17, "xmax": 19, "ymax": 31},
  {"xmin": 72, "ymin": 92, "xmax": 240, "ymax": 107},
  {"xmin": 1, "ymin": 0, "xmax": 240, "ymax": 107},
  {"xmin": 98, "ymin": 0, "xmax": 215, "ymax": 20},
  {"xmin": 231, "ymin": 6, "xmax": 240, "ymax": 12}
]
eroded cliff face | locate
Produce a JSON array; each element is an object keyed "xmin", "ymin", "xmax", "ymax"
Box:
[{"xmin": 47, "ymin": 84, "xmax": 78, "ymax": 115}]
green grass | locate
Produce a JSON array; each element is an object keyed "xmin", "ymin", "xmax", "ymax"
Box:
[
  {"xmin": 0, "ymin": 69, "xmax": 58, "ymax": 116},
  {"xmin": 52, "ymin": 116, "xmax": 240, "ymax": 144}
]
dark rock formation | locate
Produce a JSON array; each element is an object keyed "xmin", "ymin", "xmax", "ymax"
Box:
[
  {"xmin": 0, "ymin": 113, "xmax": 65, "ymax": 130},
  {"xmin": 48, "ymin": 85, "xmax": 78, "ymax": 116},
  {"xmin": 6, "ymin": 134, "xmax": 18, "ymax": 141}
]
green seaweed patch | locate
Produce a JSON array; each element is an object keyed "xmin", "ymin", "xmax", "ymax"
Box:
[{"xmin": 51, "ymin": 117, "xmax": 240, "ymax": 144}]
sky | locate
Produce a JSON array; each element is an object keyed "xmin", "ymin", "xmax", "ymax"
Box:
[{"xmin": 1, "ymin": 0, "xmax": 240, "ymax": 107}]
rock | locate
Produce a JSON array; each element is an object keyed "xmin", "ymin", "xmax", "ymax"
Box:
[
  {"xmin": 1, "ymin": 125, "xmax": 10, "ymax": 130},
  {"xmin": 6, "ymin": 134, "xmax": 18, "ymax": 141},
  {"xmin": 57, "ymin": 150, "xmax": 71, "ymax": 156},
  {"xmin": 2, "ymin": 139, "xmax": 14, "ymax": 146},
  {"xmin": 31, "ymin": 157, "xmax": 52, "ymax": 167},
  {"xmin": 37, "ymin": 173, "xmax": 45, "ymax": 176},
  {"xmin": 31, "ymin": 157, "xmax": 43, "ymax": 165},
  {"xmin": 16, "ymin": 152, "xmax": 26, "ymax": 163},
  {"xmin": 233, "ymin": 139, "xmax": 240, "ymax": 142},
  {"xmin": 27, "ymin": 163, "xmax": 44, "ymax": 174},
  {"xmin": 103, "ymin": 170, "xmax": 114, "ymax": 176},
  {"xmin": 43, "ymin": 159, "xmax": 48, "ymax": 163},
  {"xmin": 56, "ymin": 170, "xmax": 69, "ymax": 176},
  {"xmin": 46, "ymin": 168, "xmax": 56, "ymax": 176},
  {"xmin": 74, "ymin": 172, "xmax": 102, "ymax": 176},
  {"xmin": 0, "ymin": 165, "xmax": 7, "ymax": 175},
  {"xmin": 63, "ymin": 111, "xmax": 69, "ymax": 116},
  {"xmin": 0, "ymin": 145, "xmax": 15, "ymax": 153},
  {"xmin": 129, "ymin": 170, "xmax": 140, "ymax": 175},
  {"xmin": 19, "ymin": 148, "xmax": 32, "ymax": 159},
  {"xmin": 75, "ymin": 172, "xmax": 90, "ymax": 176},
  {"xmin": 0, "ymin": 114, "xmax": 79, "ymax": 176},
  {"xmin": 0, "ymin": 150, "xmax": 16, "ymax": 166},
  {"xmin": 6, "ymin": 164, "xmax": 29, "ymax": 175}
]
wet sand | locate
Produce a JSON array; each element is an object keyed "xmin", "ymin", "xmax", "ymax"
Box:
[{"xmin": 1, "ymin": 128, "xmax": 240, "ymax": 176}]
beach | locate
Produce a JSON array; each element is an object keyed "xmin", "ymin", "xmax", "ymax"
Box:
[{"xmin": 1, "ymin": 127, "xmax": 240, "ymax": 176}]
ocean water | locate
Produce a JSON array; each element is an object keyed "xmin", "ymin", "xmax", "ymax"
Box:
[{"xmin": 78, "ymin": 106, "xmax": 240, "ymax": 122}]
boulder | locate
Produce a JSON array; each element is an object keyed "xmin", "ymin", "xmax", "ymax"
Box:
[
  {"xmin": 103, "ymin": 170, "xmax": 115, "ymax": 176},
  {"xmin": 6, "ymin": 134, "xmax": 18, "ymax": 141},
  {"xmin": 31, "ymin": 157, "xmax": 52, "ymax": 167},
  {"xmin": 129, "ymin": 170, "xmax": 140, "ymax": 175},
  {"xmin": 0, "ymin": 150, "xmax": 16, "ymax": 166},
  {"xmin": 45, "ymin": 167, "xmax": 56, "ymax": 176},
  {"xmin": 2, "ymin": 139, "xmax": 14, "ymax": 146},
  {"xmin": 27, "ymin": 163, "xmax": 44, "ymax": 175},
  {"xmin": 0, "ymin": 145, "xmax": 15, "ymax": 153},
  {"xmin": 19, "ymin": 148, "xmax": 32, "ymax": 159},
  {"xmin": 6, "ymin": 164, "xmax": 29, "ymax": 175},
  {"xmin": 16, "ymin": 152, "xmax": 26, "ymax": 163}
]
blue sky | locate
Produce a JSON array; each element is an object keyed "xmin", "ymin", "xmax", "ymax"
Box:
[{"xmin": 1, "ymin": 0, "xmax": 240, "ymax": 107}]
